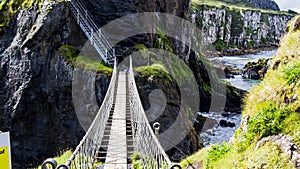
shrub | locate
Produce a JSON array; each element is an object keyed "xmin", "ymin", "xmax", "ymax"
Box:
[
  {"xmin": 213, "ymin": 39, "xmax": 227, "ymax": 51},
  {"xmin": 283, "ymin": 61, "xmax": 300, "ymax": 85},
  {"xmin": 58, "ymin": 45, "xmax": 78, "ymax": 63},
  {"xmin": 206, "ymin": 143, "xmax": 232, "ymax": 168},
  {"xmin": 247, "ymin": 105, "xmax": 290, "ymax": 138}
]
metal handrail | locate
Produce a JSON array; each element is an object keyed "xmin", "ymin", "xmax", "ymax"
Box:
[{"xmin": 66, "ymin": 0, "xmax": 115, "ymax": 64}]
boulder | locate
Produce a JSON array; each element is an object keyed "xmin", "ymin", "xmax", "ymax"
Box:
[{"xmin": 242, "ymin": 58, "xmax": 269, "ymax": 80}]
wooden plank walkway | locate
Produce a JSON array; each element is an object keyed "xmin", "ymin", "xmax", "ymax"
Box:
[{"xmin": 104, "ymin": 71, "xmax": 128, "ymax": 169}]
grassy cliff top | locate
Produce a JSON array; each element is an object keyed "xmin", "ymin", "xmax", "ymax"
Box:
[
  {"xmin": 180, "ymin": 15, "xmax": 300, "ymax": 168},
  {"xmin": 192, "ymin": 0, "xmax": 294, "ymax": 16}
]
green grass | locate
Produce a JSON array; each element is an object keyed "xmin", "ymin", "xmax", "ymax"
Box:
[
  {"xmin": 58, "ymin": 45, "xmax": 113, "ymax": 76},
  {"xmin": 131, "ymin": 152, "xmax": 143, "ymax": 169},
  {"xmin": 283, "ymin": 61, "xmax": 300, "ymax": 85},
  {"xmin": 192, "ymin": 0, "xmax": 293, "ymax": 16},
  {"xmin": 135, "ymin": 63, "xmax": 173, "ymax": 85},
  {"xmin": 205, "ymin": 143, "xmax": 232, "ymax": 168}
]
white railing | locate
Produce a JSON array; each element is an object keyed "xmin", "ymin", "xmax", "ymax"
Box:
[{"xmin": 67, "ymin": 0, "xmax": 115, "ymax": 65}]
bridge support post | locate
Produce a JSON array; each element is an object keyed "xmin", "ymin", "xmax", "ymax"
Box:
[{"xmin": 153, "ymin": 122, "xmax": 160, "ymax": 139}]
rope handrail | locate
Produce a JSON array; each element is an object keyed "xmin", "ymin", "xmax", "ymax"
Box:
[
  {"xmin": 128, "ymin": 56, "xmax": 181, "ymax": 169},
  {"xmin": 66, "ymin": 0, "xmax": 115, "ymax": 64}
]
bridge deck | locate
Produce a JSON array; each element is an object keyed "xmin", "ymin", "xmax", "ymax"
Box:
[{"xmin": 104, "ymin": 71, "xmax": 128, "ymax": 169}]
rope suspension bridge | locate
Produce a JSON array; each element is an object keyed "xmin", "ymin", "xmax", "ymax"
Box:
[{"xmin": 42, "ymin": 0, "xmax": 182, "ymax": 168}]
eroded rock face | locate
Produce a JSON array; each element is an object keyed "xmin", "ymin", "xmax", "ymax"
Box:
[
  {"xmin": 0, "ymin": 1, "xmax": 109, "ymax": 168},
  {"xmin": 255, "ymin": 134, "xmax": 300, "ymax": 168},
  {"xmin": 191, "ymin": 7, "xmax": 292, "ymax": 50}
]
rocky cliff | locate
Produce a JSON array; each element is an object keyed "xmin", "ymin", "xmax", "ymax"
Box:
[
  {"xmin": 191, "ymin": 3, "xmax": 293, "ymax": 51},
  {"xmin": 218, "ymin": 0, "xmax": 280, "ymax": 11},
  {"xmin": 0, "ymin": 1, "xmax": 111, "ymax": 168},
  {"xmin": 247, "ymin": 0, "xmax": 280, "ymax": 11},
  {"xmin": 180, "ymin": 15, "xmax": 300, "ymax": 169}
]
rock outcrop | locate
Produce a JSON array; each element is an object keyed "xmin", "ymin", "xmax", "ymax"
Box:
[
  {"xmin": 255, "ymin": 134, "xmax": 300, "ymax": 168},
  {"xmin": 0, "ymin": 1, "xmax": 110, "ymax": 168},
  {"xmin": 191, "ymin": 5, "xmax": 293, "ymax": 51},
  {"xmin": 242, "ymin": 58, "xmax": 269, "ymax": 79},
  {"xmin": 83, "ymin": 0, "xmax": 191, "ymax": 26},
  {"xmin": 247, "ymin": 0, "xmax": 280, "ymax": 11}
]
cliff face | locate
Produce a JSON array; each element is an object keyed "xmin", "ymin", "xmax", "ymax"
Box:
[
  {"xmin": 82, "ymin": 0, "xmax": 190, "ymax": 27},
  {"xmin": 0, "ymin": 1, "xmax": 110, "ymax": 168},
  {"xmin": 180, "ymin": 15, "xmax": 300, "ymax": 169},
  {"xmin": 247, "ymin": 0, "xmax": 280, "ymax": 11},
  {"xmin": 191, "ymin": 4, "xmax": 293, "ymax": 50}
]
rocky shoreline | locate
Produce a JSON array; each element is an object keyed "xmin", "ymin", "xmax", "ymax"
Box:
[
  {"xmin": 205, "ymin": 46, "xmax": 278, "ymax": 58},
  {"xmin": 217, "ymin": 46, "xmax": 278, "ymax": 57},
  {"xmin": 211, "ymin": 47, "xmax": 274, "ymax": 81}
]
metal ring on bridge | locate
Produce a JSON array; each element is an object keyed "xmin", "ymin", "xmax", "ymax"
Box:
[
  {"xmin": 170, "ymin": 164, "xmax": 182, "ymax": 169},
  {"xmin": 153, "ymin": 122, "xmax": 160, "ymax": 130},
  {"xmin": 56, "ymin": 164, "xmax": 69, "ymax": 169},
  {"xmin": 41, "ymin": 158, "xmax": 57, "ymax": 169}
]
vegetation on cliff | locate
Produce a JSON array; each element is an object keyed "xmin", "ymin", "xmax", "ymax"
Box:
[
  {"xmin": 0, "ymin": 0, "xmax": 46, "ymax": 35},
  {"xmin": 58, "ymin": 45, "xmax": 113, "ymax": 76},
  {"xmin": 193, "ymin": 0, "xmax": 291, "ymax": 15},
  {"xmin": 180, "ymin": 15, "xmax": 300, "ymax": 169}
]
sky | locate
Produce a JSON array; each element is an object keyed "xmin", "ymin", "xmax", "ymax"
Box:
[{"xmin": 273, "ymin": 0, "xmax": 300, "ymax": 13}]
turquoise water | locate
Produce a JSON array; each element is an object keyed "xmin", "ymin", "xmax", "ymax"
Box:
[
  {"xmin": 199, "ymin": 50, "xmax": 277, "ymax": 146},
  {"xmin": 210, "ymin": 50, "xmax": 276, "ymax": 91}
]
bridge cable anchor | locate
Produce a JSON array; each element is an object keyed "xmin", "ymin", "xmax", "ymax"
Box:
[
  {"xmin": 41, "ymin": 158, "xmax": 57, "ymax": 169},
  {"xmin": 153, "ymin": 122, "xmax": 160, "ymax": 138}
]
